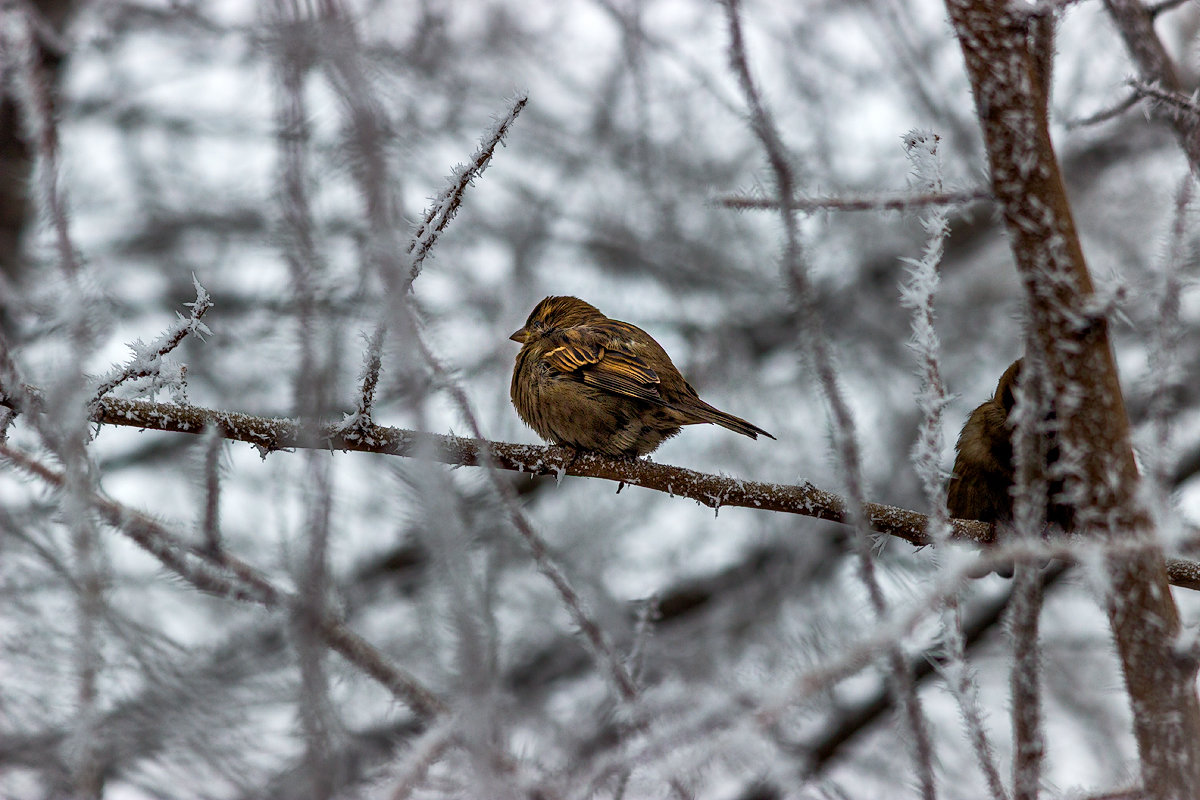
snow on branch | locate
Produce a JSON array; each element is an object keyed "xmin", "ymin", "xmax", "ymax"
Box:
[
  {"xmin": 89, "ymin": 277, "xmax": 213, "ymax": 404},
  {"xmin": 83, "ymin": 395, "xmax": 980, "ymax": 542},
  {"xmin": 1129, "ymin": 79, "xmax": 1200, "ymax": 122}
]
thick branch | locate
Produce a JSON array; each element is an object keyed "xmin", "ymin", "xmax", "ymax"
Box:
[
  {"xmin": 945, "ymin": 2, "xmax": 1200, "ymax": 795},
  {"xmin": 88, "ymin": 396, "xmax": 979, "ymax": 543}
]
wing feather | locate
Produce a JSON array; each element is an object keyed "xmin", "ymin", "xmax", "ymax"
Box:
[{"xmin": 541, "ymin": 330, "xmax": 663, "ymax": 404}]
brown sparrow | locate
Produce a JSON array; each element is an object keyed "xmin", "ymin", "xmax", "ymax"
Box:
[
  {"xmin": 509, "ymin": 296, "xmax": 774, "ymax": 457},
  {"xmin": 947, "ymin": 357, "xmax": 1071, "ymax": 529}
]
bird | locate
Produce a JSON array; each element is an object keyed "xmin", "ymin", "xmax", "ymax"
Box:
[
  {"xmin": 508, "ymin": 296, "xmax": 774, "ymax": 457},
  {"xmin": 946, "ymin": 358, "xmax": 1072, "ymax": 566},
  {"xmin": 946, "ymin": 359, "xmax": 1023, "ymax": 525}
]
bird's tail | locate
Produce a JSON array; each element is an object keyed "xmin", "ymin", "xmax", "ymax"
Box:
[{"xmin": 682, "ymin": 399, "xmax": 775, "ymax": 441}]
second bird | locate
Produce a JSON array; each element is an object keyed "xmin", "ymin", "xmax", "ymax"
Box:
[{"xmin": 509, "ymin": 296, "xmax": 774, "ymax": 457}]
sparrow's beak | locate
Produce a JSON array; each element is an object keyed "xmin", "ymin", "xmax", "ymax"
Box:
[{"xmin": 509, "ymin": 328, "xmax": 529, "ymax": 344}]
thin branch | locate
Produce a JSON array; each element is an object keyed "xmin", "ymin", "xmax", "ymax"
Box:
[
  {"xmin": 721, "ymin": 3, "xmax": 938, "ymax": 795},
  {"xmin": 901, "ymin": 129, "xmax": 1007, "ymax": 800},
  {"xmin": 200, "ymin": 426, "xmax": 223, "ymax": 554},
  {"xmin": 1129, "ymin": 80, "xmax": 1200, "ymax": 121},
  {"xmin": 1104, "ymin": 0, "xmax": 1200, "ymax": 174},
  {"xmin": 404, "ymin": 95, "xmax": 528, "ymax": 289},
  {"xmin": 89, "ymin": 277, "xmax": 212, "ymax": 404},
  {"xmin": 1064, "ymin": 91, "xmax": 1141, "ymax": 130},
  {"xmin": 344, "ymin": 324, "xmax": 386, "ymax": 430},
  {"xmin": 1008, "ymin": 565, "xmax": 1044, "ymax": 800},
  {"xmin": 718, "ymin": 188, "xmax": 991, "ymax": 213},
  {"xmin": 1148, "ymin": 176, "xmax": 1193, "ymax": 499}
]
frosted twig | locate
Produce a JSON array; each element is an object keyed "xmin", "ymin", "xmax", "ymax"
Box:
[
  {"xmin": 1064, "ymin": 91, "xmax": 1140, "ymax": 130},
  {"xmin": 1105, "ymin": 0, "xmax": 1200, "ymax": 176},
  {"xmin": 389, "ymin": 716, "xmax": 458, "ymax": 800},
  {"xmin": 719, "ymin": 187, "xmax": 990, "ymax": 213},
  {"xmin": 1147, "ymin": 176, "xmax": 1193, "ymax": 497},
  {"xmin": 901, "ymin": 129, "xmax": 1006, "ymax": 800},
  {"xmin": 343, "ymin": 323, "xmax": 386, "ymax": 431},
  {"xmin": 1008, "ymin": 565, "xmax": 1044, "ymax": 800},
  {"xmin": 89, "ymin": 277, "xmax": 212, "ymax": 404},
  {"xmin": 1129, "ymin": 79, "xmax": 1200, "ymax": 121},
  {"xmin": 721, "ymin": 2, "xmax": 937, "ymax": 796},
  {"xmin": 1007, "ymin": 353, "xmax": 1052, "ymax": 800},
  {"xmin": 900, "ymin": 130, "xmax": 953, "ymax": 547},
  {"xmin": 405, "ymin": 95, "xmax": 528, "ymax": 289}
]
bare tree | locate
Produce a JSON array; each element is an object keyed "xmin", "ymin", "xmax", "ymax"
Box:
[{"xmin": 3, "ymin": 1, "xmax": 1200, "ymax": 798}]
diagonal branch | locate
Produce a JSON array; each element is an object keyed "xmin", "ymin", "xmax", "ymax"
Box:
[{"xmin": 1103, "ymin": 0, "xmax": 1200, "ymax": 174}]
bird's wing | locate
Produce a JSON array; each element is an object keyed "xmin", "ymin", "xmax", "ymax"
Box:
[{"xmin": 542, "ymin": 328, "xmax": 664, "ymax": 404}]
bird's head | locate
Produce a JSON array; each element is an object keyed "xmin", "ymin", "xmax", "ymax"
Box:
[
  {"xmin": 509, "ymin": 296, "xmax": 606, "ymax": 343},
  {"xmin": 996, "ymin": 358, "xmax": 1023, "ymax": 415}
]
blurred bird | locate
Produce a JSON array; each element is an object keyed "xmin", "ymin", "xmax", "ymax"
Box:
[
  {"xmin": 509, "ymin": 296, "xmax": 774, "ymax": 457},
  {"xmin": 947, "ymin": 359, "xmax": 1022, "ymax": 525},
  {"xmin": 947, "ymin": 358, "xmax": 1071, "ymax": 574}
]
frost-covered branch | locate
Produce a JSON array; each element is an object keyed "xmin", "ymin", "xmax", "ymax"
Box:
[
  {"xmin": 1129, "ymin": 80, "xmax": 1200, "ymax": 123},
  {"xmin": 719, "ymin": 187, "xmax": 990, "ymax": 213},
  {"xmin": 1064, "ymin": 91, "xmax": 1141, "ymax": 130},
  {"xmin": 89, "ymin": 277, "xmax": 212, "ymax": 404},
  {"xmin": 344, "ymin": 324, "xmax": 386, "ymax": 430},
  {"xmin": 405, "ymin": 95, "xmax": 528, "ymax": 289},
  {"xmin": 901, "ymin": 129, "xmax": 1007, "ymax": 800},
  {"xmin": 1148, "ymin": 177, "xmax": 1192, "ymax": 499},
  {"xmin": 6, "ymin": 392, "xmax": 1200, "ymax": 586},
  {"xmin": 1008, "ymin": 564, "xmax": 1043, "ymax": 800}
]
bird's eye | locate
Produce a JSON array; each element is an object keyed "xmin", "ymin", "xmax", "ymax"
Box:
[{"xmin": 530, "ymin": 319, "xmax": 546, "ymax": 331}]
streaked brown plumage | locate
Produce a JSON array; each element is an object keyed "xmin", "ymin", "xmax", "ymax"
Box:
[{"xmin": 509, "ymin": 296, "xmax": 774, "ymax": 457}]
